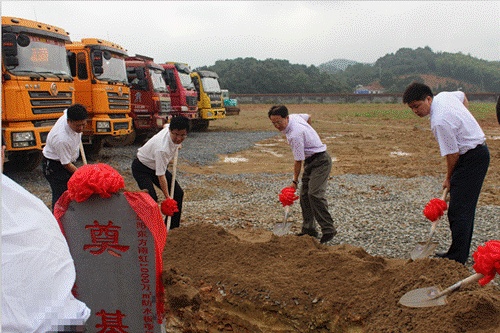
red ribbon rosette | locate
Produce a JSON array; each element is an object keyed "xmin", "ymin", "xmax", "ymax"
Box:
[
  {"xmin": 279, "ymin": 186, "xmax": 299, "ymax": 207},
  {"xmin": 423, "ymin": 198, "xmax": 448, "ymax": 222},
  {"xmin": 67, "ymin": 163, "xmax": 125, "ymax": 202},
  {"xmin": 472, "ymin": 240, "xmax": 500, "ymax": 286},
  {"xmin": 161, "ymin": 198, "xmax": 179, "ymax": 216}
]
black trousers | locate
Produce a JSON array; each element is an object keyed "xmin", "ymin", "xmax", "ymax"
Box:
[
  {"xmin": 446, "ymin": 144, "xmax": 490, "ymax": 264},
  {"xmin": 131, "ymin": 158, "xmax": 184, "ymax": 229},
  {"xmin": 42, "ymin": 157, "xmax": 72, "ymax": 211}
]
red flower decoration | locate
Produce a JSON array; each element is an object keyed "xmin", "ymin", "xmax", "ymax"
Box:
[
  {"xmin": 423, "ymin": 198, "xmax": 448, "ymax": 222},
  {"xmin": 472, "ymin": 240, "xmax": 500, "ymax": 286},
  {"xmin": 67, "ymin": 163, "xmax": 125, "ymax": 202},
  {"xmin": 279, "ymin": 186, "xmax": 299, "ymax": 207},
  {"xmin": 161, "ymin": 198, "xmax": 179, "ymax": 216}
]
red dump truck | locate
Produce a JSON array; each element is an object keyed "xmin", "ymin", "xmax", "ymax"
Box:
[
  {"xmin": 161, "ymin": 62, "xmax": 198, "ymax": 121},
  {"xmin": 126, "ymin": 55, "xmax": 172, "ymax": 143}
]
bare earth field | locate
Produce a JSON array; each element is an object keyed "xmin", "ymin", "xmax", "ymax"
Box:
[
  {"xmin": 6, "ymin": 103, "xmax": 499, "ymax": 332},
  {"xmin": 161, "ymin": 104, "xmax": 500, "ymax": 333},
  {"xmin": 183, "ymin": 103, "xmax": 499, "ymax": 205}
]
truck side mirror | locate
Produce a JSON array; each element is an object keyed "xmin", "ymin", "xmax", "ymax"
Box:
[
  {"xmin": 17, "ymin": 34, "xmax": 30, "ymax": 47},
  {"xmin": 94, "ymin": 66, "xmax": 103, "ymax": 75},
  {"xmin": 92, "ymin": 51, "xmax": 103, "ymax": 75},
  {"xmin": 93, "ymin": 51, "xmax": 103, "ymax": 67},
  {"xmin": 2, "ymin": 33, "xmax": 19, "ymax": 67},
  {"xmin": 135, "ymin": 67, "xmax": 145, "ymax": 80},
  {"xmin": 166, "ymin": 71, "xmax": 177, "ymax": 91}
]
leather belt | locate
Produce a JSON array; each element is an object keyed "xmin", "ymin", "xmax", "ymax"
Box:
[{"xmin": 305, "ymin": 151, "xmax": 326, "ymax": 164}]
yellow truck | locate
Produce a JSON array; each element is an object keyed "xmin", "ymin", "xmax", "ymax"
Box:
[
  {"xmin": 66, "ymin": 38, "xmax": 133, "ymax": 156},
  {"xmin": 190, "ymin": 70, "xmax": 226, "ymax": 130},
  {"xmin": 2, "ymin": 16, "xmax": 74, "ymax": 171}
]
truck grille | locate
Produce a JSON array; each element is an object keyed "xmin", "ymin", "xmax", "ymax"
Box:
[
  {"xmin": 208, "ymin": 92, "xmax": 222, "ymax": 107},
  {"xmin": 160, "ymin": 101, "xmax": 173, "ymax": 114},
  {"xmin": 113, "ymin": 122, "xmax": 130, "ymax": 131},
  {"xmin": 186, "ymin": 96, "xmax": 197, "ymax": 107},
  {"xmin": 29, "ymin": 91, "xmax": 73, "ymax": 114},
  {"xmin": 107, "ymin": 92, "xmax": 130, "ymax": 110}
]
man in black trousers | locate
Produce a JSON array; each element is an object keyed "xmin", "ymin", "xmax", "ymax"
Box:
[
  {"xmin": 403, "ymin": 82, "xmax": 490, "ymax": 264},
  {"xmin": 42, "ymin": 104, "xmax": 88, "ymax": 210}
]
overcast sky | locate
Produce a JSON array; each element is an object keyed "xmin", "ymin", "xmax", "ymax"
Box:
[{"xmin": 2, "ymin": 1, "xmax": 499, "ymax": 69}]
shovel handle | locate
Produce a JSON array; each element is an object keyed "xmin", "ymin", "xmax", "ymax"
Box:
[
  {"xmin": 79, "ymin": 141, "xmax": 87, "ymax": 165},
  {"xmin": 441, "ymin": 188, "xmax": 449, "ymax": 201},
  {"xmin": 433, "ymin": 273, "xmax": 483, "ymax": 299},
  {"xmin": 166, "ymin": 147, "xmax": 179, "ymax": 231}
]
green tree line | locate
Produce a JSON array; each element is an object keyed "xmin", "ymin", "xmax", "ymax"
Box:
[{"xmin": 196, "ymin": 47, "xmax": 499, "ymax": 94}]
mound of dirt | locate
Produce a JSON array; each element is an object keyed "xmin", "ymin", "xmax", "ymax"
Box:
[{"xmin": 162, "ymin": 224, "xmax": 500, "ymax": 333}]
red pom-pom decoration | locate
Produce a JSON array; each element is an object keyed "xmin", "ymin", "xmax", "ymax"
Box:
[
  {"xmin": 423, "ymin": 198, "xmax": 448, "ymax": 222},
  {"xmin": 279, "ymin": 186, "xmax": 299, "ymax": 207},
  {"xmin": 67, "ymin": 163, "xmax": 125, "ymax": 202},
  {"xmin": 161, "ymin": 198, "xmax": 179, "ymax": 216},
  {"xmin": 472, "ymin": 240, "xmax": 500, "ymax": 286}
]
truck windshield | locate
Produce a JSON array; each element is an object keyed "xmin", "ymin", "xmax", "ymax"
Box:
[
  {"xmin": 97, "ymin": 54, "xmax": 128, "ymax": 84},
  {"xmin": 8, "ymin": 37, "xmax": 71, "ymax": 78},
  {"xmin": 149, "ymin": 68, "xmax": 167, "ymax": 93},
  {"xmin": 179, "ymin": 72, "xmax": 195, "ymax": 90},
  {"xmin": 201, "ymin": 77, "xmax": 221, "ymax": 93}
]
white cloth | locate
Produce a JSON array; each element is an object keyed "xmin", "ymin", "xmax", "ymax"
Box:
[
  {"xmin": 284, "ymin": 114, "xmax": 326, "ymax": 161},
  {"xmin": 1, "ymin": 174, "xmax": 90, "ymax": 333},
  {"xmin": 136, "ymin": 124, "xmax": 180, "ymax": 176},
  {"xmin": 42, "ymin": 110, "xmax": 82, "ymax": 165},
  {"xmin": 430, "ymin": 91, "xmax": 485, "ymax": 156}
]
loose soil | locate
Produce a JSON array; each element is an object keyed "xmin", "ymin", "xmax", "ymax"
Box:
[{"xmin": 162, "ymin": 104, "xmax": 500, "ymax": 333}]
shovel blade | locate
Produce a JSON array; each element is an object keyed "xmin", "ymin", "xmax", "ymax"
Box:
[
  {"xmin": 410, "ymin": 241, "xmax": 439, "ymax": 260},
  {"xmin": 273, "ymin": 206, "xmax": 291, "ymax": 236},
  {"xmin": 273, "ymin": 222, "xmax": 293, "ymax": 236},
  {"xmin": 399, "ymin": 286, "xmax": 447, "ymax": 308}
]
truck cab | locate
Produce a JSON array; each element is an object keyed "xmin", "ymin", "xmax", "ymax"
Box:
[
  {"xmin": 2, "ymin": 16, "xmax": 74, "ymax": 171},
  {"xmin": 66, "ymin": 38, "xmax": 133, "ymax": 156},
  {"xmin": 190, "ymin": 70, "xmax": 226, "ymax": 130},
  {"xmin": 126, "ymin": 55, "xmax": 171, "ymax": 143},
  {"xmin": 161, "ymin": 62, "xmax": 198, "ymax": 121}
]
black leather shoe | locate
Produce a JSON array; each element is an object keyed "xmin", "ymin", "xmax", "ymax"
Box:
[
  {"xmin": 434, "ymin": 251, "xmax": 448, "ymax": 258},
  {"xmin": 296, "ymin": 229, "xmax": 318, "ymax": 237},
  {"xmin": 320, "ymin": 232, "xmax": 336, "ymax": 244}
]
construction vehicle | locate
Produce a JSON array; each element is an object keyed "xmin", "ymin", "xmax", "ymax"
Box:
[
  {"xmin": 2, "ymin": 16, "xmax": 74, "ymax": 171},
  {"xmin": 66, "ymin": 38, "xmax": 133, "ymax": 155},
  {"xmin": 190, "ymin": 70, "xmax": 226, "ymax": 131},
  {"xmin": 126, "ymin": 55, "xmax": 171, "ymax": 143},
  {"xmin": 161, "ymin": 62, "xmax": 198, "ymax": 121},
  {"xmin": 221, "ymin": 89, "xmax": 240, "ymax": 116}
]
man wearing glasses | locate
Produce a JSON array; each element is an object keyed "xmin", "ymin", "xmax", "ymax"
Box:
[{"xmin": 132, "ymin": 116, "xmax": 189, "ymax": 229}]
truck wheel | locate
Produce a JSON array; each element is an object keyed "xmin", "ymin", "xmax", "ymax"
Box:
[{"xmin": 6, "ymin": 151, "xmax": 43, "ymax": 172}]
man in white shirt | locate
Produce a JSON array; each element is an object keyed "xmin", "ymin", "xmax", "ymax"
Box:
[
  {"xmin": 2, "ymin": 143, "xmax": 90, "ymax": 332},
  {"xmin": 132, "ymin": 116, "xmax": 190, "ymax": 229},
  {"xmin": 403, "ymin": 82, "xmax": 490, "ymax": 264},
  {"xmin": 42, "ymin": 104, "xmax": 88, "ymax": 210},
  {"xmin": 268, "ymin": 105, "xmax": 337, "ymax": 244}
]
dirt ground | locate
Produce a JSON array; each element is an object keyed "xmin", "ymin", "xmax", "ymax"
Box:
[{"xmin": 162, "ymin": 104, "xmax": 500, "ymax": 333}]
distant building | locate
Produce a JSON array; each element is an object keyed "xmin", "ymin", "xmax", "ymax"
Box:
[{"xmin": 354, "ymin": 83, "xmax": 385, "ymax": 94}]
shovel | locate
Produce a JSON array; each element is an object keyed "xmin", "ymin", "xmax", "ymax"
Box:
[
  {"xmin": 399, "ymin": 273, "xmax": 483, "ymax": 308},
  {"xmin": 166, "ymin": 147, "xmax": 179, "ymax": 231},
  {"xmin": 273, "ymin": 205, "xmax": 292, "ymax": 236},
  {"xmin": 410, "ymin": 188, "xmax": 448, "ymax": 260}
]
